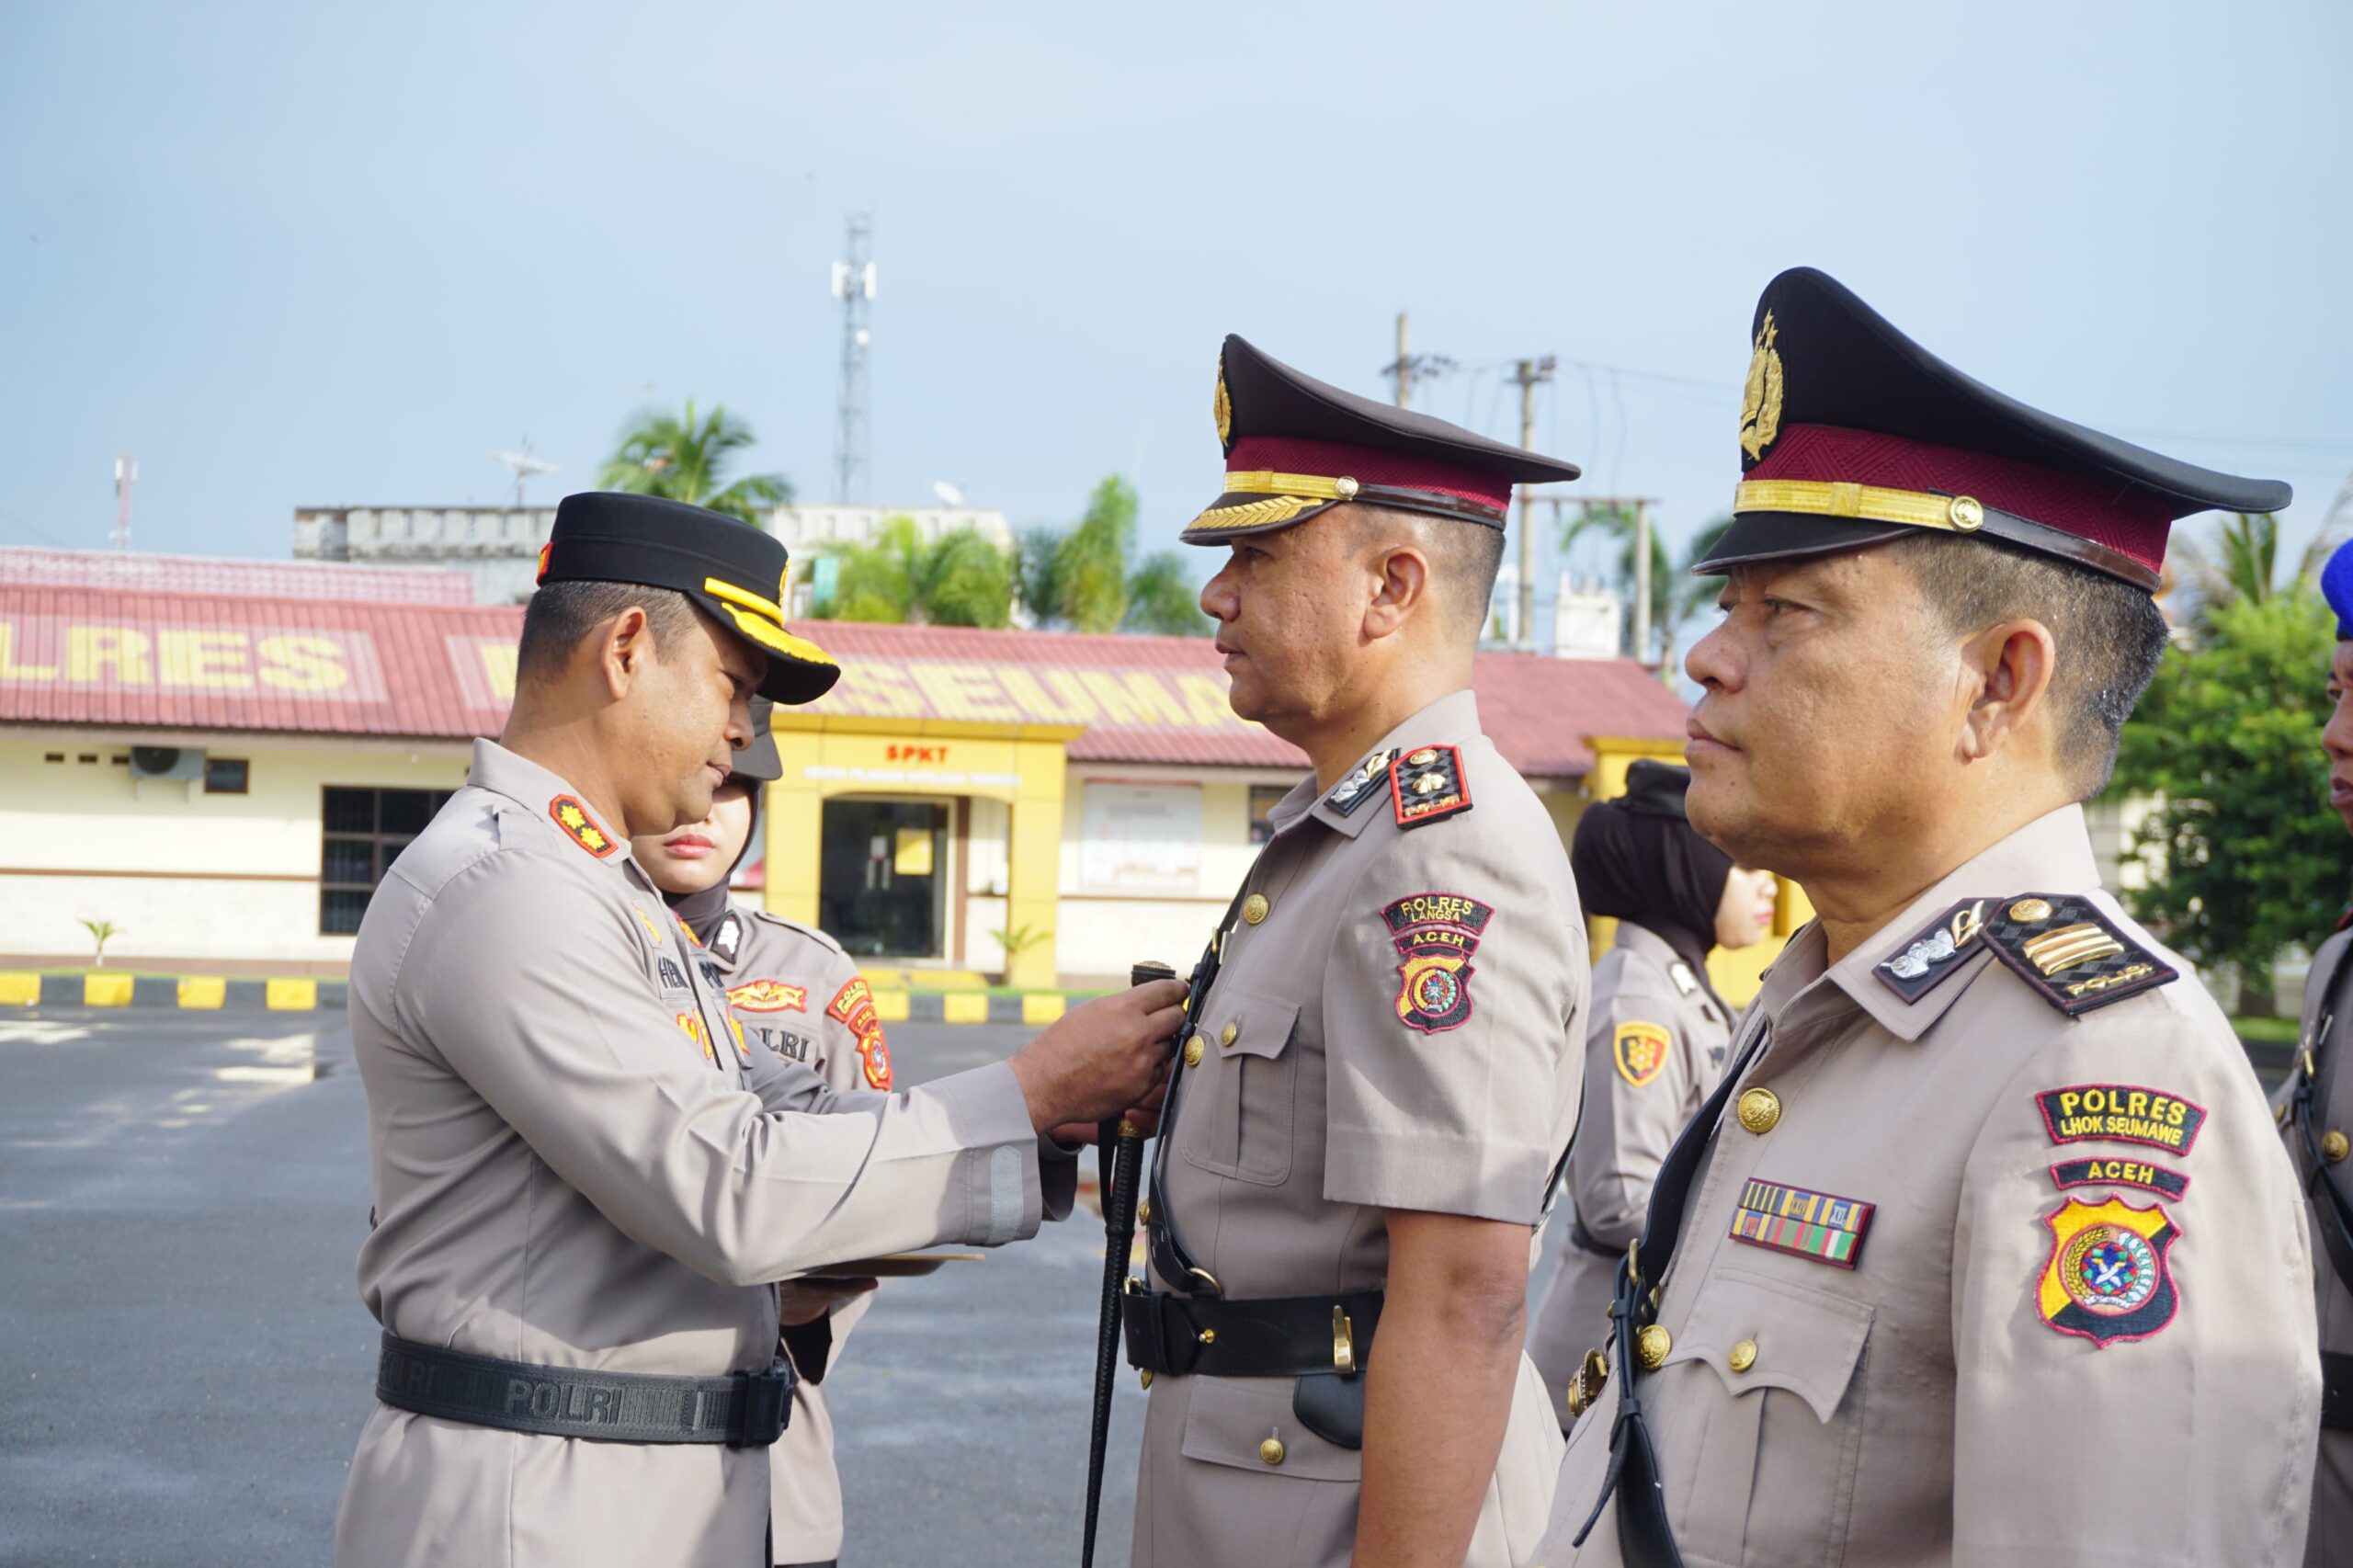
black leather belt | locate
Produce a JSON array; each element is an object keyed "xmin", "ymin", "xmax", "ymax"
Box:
[
  {"xmin": 376, "ymin": 1334, "xmax": 794, "ymax": 1446},
  {"xmin": 1122, "ymin": 1289, "xmax": 1383, "ymax": 1379},
  {"xmin": 2326, "ymin": 1349, "xmax": 2353, "ymax": 1432}
]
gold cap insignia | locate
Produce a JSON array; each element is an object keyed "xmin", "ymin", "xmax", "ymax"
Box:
[
  {"xmin": 1213, "ymin": 358, "xmax": 1233, "ymax": 447},
  {"xmin": 1739, "ymin": 310, "xmax": 1785, "ymax": 461}
]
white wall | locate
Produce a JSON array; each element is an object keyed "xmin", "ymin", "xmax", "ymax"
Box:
[{"xmin": 0, "ymin": 733, "xmax": 471, "ymax": 967}]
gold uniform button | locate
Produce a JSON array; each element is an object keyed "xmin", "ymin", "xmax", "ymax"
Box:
[
  {"xmin": 1137, "ymin": 1200, "xmax": 1152, "ymax": 1224},
  {"xmin": 1635, "ymin": 1324, "xmax": 1672, "ymax": 1370},
  {"xmin": 1736, "ymin": 1086, "xmax": 1782, "ymax": 1134},
  {"xmin": 1728, "ymin": 1338, "xmax": 1758, "ymax": 1373},
  {"xmin": 1258, "ymin": 1437, "xmax": 1286, "ymax": 1466},
  {"xmin": 2325, "ymin": 1130, "xmax": 2350, "ymax": 1165},
  {"xmin": 1242, "ymin": 892, "xmax": 1270, "ymax": 926},
  {"xmin": 2008, "ymin": 897, "xmax": 2052, "ymax": 923},
  {"xmin": 1221, "ymin": 1021, "xmax": 1239, "ymax": 1048},
  {"xmin": 1183, "ymin": 1035, "xmax": 1206, "ymax": 1068},
  {"xmin": 1138, "ymin": 1369, "xmax": 1154, "ymax": 1389}
]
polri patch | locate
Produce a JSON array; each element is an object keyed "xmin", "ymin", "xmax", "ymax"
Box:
[
  {"xmin": 1613, "ymin": 1021, "xmax": 1670, "ymax": 1088},
  {"xmin": 548, "ymin": 795, "xmax": 616, "ymax": 858},
  {"xmin": 1874, "ymin": 898, "xmax": 1990, "ymax": 1005},
  {"xmin": 729, "ymin": 978, "xmax": 810, "ymax": 1014},
  {"xmin": 2050, "ymin": 1158, "xmax": 2190, "ymax": 1202},
  {"xmin": 1324, "ymin": 749, "xmax": 1396, "ymax": 818},
  {"xmin": 1390, "ymin": 745, "xmax": 1471, "ymax": 829},
  {"xmin": 2036, "ymin": 1085, "xmax": 2207, "ymax": 1156},
  {"xmin": 1381, "ymin": 892, "xmax": 1494, "ymax": 1035},
  {"xmin": 1729, "ymin": 1178, "xmax": 1873, "ymax": 1268},
  {"xmin": 828, "ymin": 977, "xmax": 892, "ymax": 1089},
  {"xmin": 2036, "ymin": 1195, "xmax": 2180, "ymax": 1347},
  {"xmin": 1979, "ymin": 893, "xmax": 2176, "ymax": 1016}
]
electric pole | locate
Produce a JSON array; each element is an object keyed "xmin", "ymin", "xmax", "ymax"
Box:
[
  {"xmin": 829, "ymin": 214, "xmax": 876, "ymax": 505},
  {"xmin": 1510, "ymin": 356, "xmax": 1556, "ymax": 649},
  {"xmin": 1380, "ymin": 311, "xmax": 1453, "ymax": 411},
  {"xmin": 111, "ymin": 451, "xmax": 136, "ymax": 551}
]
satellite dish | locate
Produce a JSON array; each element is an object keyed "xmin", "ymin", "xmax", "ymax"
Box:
[
  {"xmin": 491, "ymin": 442, "xmax": 561, "ymax": 506},
  {"xmin": 932, "ymin": 481, "xmax": 965, "ymax": 507}
]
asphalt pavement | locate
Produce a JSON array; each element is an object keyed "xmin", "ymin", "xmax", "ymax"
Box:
[{"xmin": 0, "ymin": 1011, "xmax": 1173, "ymax": 1568}]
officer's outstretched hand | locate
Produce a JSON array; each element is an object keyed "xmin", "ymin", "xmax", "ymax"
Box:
[{"xmin": 1006, "ymin": 979, "xmax": 1188, "ymax": 1134}]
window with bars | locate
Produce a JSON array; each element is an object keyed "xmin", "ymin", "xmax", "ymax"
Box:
[{"xmin": 320, "ymin": 787, "xmax": 453, "ymax": 936}]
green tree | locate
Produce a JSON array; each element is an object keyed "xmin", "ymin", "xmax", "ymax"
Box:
[
  {"xmin": 1014, "ymin": 527, "xmax": 1065, "ymax": 629},
  {"xmin": 2166, "ymin": 512, "xmax": 2339, "ymax": 631},
  {"xmin": 818, "ymin": 516, "xmax": 1012, "ymax": 628},
  {"xmin": 2112, "ymin": 581, "xmax": 2353, "ymax": 1015},
  {"xmin": 597, "ymin": 400, "xmax": 791, "ymax": 524},
  {"xmin": 1016, "ymin": 474, "xmax": 1209, "ymax": 635},
  {"xmin": 1557, "ymin": 506, "xmax": 1731, "ymax": 673},
  {"xmin": 1123, "ymin": 551, "xmax": 1205, "ymax": 634}
]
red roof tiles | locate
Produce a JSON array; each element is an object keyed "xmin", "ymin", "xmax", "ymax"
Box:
[{"xmin": 0, "ymin": 584, "xmax": 1688, "ymax": 777}]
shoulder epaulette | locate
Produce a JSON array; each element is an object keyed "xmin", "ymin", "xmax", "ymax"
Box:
[
  {"xmin": 1978, "ymin": 893, "xmax": 2176, "ymax": 1017},
  {"xmin": 1389, "ymin": 744, "xmax": 1472, "ymax": 829},
  {"xmin": 1323, "ymin": 748, "xmax": 1397, "ymax": 817}
]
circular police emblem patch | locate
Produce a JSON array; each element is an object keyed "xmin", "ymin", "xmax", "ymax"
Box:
[
  {"xmin": 1411, "ymin": 967, "xmax": 1460, "ymax": 1015},
  {"xmin": 2059, "ymin": 1222, "xmax": 2158, "ymax": 1314}
]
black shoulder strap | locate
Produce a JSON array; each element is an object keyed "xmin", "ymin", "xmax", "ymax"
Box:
[
  {"xmin": 2292, "ymin": 940, "xmax": 2353, "ymax": 1298},
  {"xmin": 1142, "ymin": 880, "xmax": 1254, "ymax": 1298}
]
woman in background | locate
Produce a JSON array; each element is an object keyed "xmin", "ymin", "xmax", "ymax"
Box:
[
  {"xmin": 1526, "ymin": 759, "xmax": 1779, "ymax": 1429},
  {"xmin": 631, "ymin": 699, "xmax": 890, "ymax": 1568}
]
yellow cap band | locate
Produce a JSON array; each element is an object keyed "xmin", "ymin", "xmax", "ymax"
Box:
[
  {"xmin": 1222, "ymin": 470, "xmax": 1359, "ymax": 500},
  {"xmin": 1732, "ymin": 479, "xmax": 1986, "ymax": 534},
  {"xmin": 703, "ymin": 577, "xmax": 837, "ymax": 667}
]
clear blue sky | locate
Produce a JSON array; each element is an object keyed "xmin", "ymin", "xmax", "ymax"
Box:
[{"xmin": 6, "ymin": 1, "xmax": 2349, "ymax": 621}]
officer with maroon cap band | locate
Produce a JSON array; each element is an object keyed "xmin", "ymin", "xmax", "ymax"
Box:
[
  {"xmin": 1535, "ymin": 268, "xmax": 2320, "ymax": 1567},
  {"xmin": 1112, "ymin": 337, "xmax": 1590, "ymax": 1568}
]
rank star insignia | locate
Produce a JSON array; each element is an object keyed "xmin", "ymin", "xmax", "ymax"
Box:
[
  {"xmin": 2037, "ymin": 1195, "xmax": 2181, "ymax": 1347},
  {"xmin": 548, "ymin": 794, "xmax": 616, "ymax": 858},
  {"xmin": 1873, "ymin": 897, "xmax": 1988, "ymax": 1005},
  {"xmin": 1389, "ymin": 744, "xmax": 1471, "ymax": 828},
  {"xmin": 1980, "ymin": 892, "xmax": 2177, "ymax": 1016},
  {"xmin": 1381, "ymin": 892, "xmax": 1494, "ymax": 1035},
  {"xmin": 1324, "ymin": 749, "xmax": 1397, "ymax": 818}
]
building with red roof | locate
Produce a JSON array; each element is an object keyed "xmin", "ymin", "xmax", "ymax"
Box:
[{"xmin": 0, "ymin": 553, "xmax": 1691, "ymax": 981}]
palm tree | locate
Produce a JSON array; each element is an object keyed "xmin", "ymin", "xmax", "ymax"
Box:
[
  {"xmin": 1557, "ymin": 506, "xmax": 1732, "ymax": 677},
  {"xmin": 1124, "ymin": 551, "xmax": 1206, "ymax": 634},
  {"xmin": 1017, "ymin": 475, "xmax": 1208, "ymax": 635},
  {"xmin": 597, "ymin": 400, "xmax": 791, "ymax": 524},
  {"xmin": 2165, "ymin": 513, "xmax": 2338, "ymax": 631},
  {"xmin": 819, "ymin": 516, "xmax": 1012, "ymax": 628}
]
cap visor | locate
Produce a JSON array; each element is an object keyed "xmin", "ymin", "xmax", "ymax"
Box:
[
  {"xmin": 1178, "ymin": 491, "xmax": 1341, "ymax": 545},
  {"xmin": 691, "ymin": 591, "xmax": 841, "ymax": 704},
  {"xmin": 1691, "ymin": 513, "xmax": 1914, "ymax": 576}
]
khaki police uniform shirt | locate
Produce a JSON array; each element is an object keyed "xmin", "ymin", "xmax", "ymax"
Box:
[
  {"xmin": 2285, "ymin": 927, "xmax": 2353, "ymax": 1568},
  {"xmin": 699, "ymin": 903, "xmax": 889, "ymax": 1566},
  {"xmin": 1534, "ymin": 804, "xmax": 2321, "ymax": 1568},
  {"xmin": 1528, "ymin": 922, "xmax": 1733, "ymax": 1429},
  {"xmin": 335, "ymin": 741, "xmax": 1071, "ymax": 1568},
  {"xmin": 1132, "ymin": 690, "xmax": 1587, "ymax": 1568}
]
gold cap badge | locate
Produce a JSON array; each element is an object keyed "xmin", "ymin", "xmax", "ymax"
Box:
[
  {"xmin": 1739, "ymin": 310, "xmax": 1785, "ymax": 461},
  {"xmin": 1213, "ymin": 359, "xmax": 1233, "ymax": 446}
]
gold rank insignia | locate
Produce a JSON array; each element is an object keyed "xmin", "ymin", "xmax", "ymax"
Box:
[
  {"xmin": 1980, "ymin": 892, "xmax": 2177, "ymax": 1016},
  {"xmin": 1738, "ymin": 309, "xmax": 1785, "ymax": 461},
  {"xmin": 1389, "ymin": 744, "xmax": 1472, "ymax": 828},
  {"xmin": 548, "ymin": 794, "xmax": 616, "ymax": 859},
  {"xmin": 1613, "ymin": 1020, "xmax": 1671, "ymax": 1088},
  {"xmin": 727, "ymin": 978, "xmax": 810, "ymax": 1014}
]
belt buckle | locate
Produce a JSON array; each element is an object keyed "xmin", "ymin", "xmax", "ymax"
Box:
[{"xmin": 733, "ymin": 1358, "xmax": 794, "ymax": 1447}]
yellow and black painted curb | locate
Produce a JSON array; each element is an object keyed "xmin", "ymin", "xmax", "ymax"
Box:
[
  {"xmin": 0, "ymin": 973, "xmax": 345, "ymax": 1011},
  {"xmin": 0, "ymin": 972, "xmax": 1084, "ymax": 1023}
]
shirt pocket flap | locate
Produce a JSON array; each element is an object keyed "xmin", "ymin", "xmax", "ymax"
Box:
[
  {"xmin": 1177, "ymin": 1373, "xmax": 1359, "ymax": 1483},
  {"xmin": 1663, "ymin": 1266, "xmax": 1872, "ymax": 1423},
  {"xmin": 1214, "ymin": 993, "xmax": 1302, "ymax": 1062}
]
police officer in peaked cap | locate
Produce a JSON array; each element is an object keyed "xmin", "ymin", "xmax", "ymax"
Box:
[
  {"xmin": 1108, "ymin": 338, "xmax": 1592, "ymax": 1568},
  {"xmin": 1533, "ymin": 268, "xmax": 2321, "ymax": 1566},
  {"xmin": 2281, "ymin": 536, "xmax": 2353, "ymax": 1565},
  {"xmin": 334, "ymin": 492, "xmax": 1188, "ymax": 1568}
]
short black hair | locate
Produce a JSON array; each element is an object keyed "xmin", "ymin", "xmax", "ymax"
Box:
[
  {"xmin": 516, "ymin": 579, "xmax": 702, "ymax": 687},
  {"xmin": 1883, "ymin": 532, "xmax": 2170, "ymax": 799},
  {"xmin": 1342, "ymin": 505, "xmax": 1505, "ymax": 642}
]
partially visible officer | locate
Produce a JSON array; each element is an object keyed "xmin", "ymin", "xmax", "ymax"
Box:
[
  {"xmin": 1119, "ymin": 337, "xmax": 1589, "ymax": 1568},
  {"xmin": 629, "ymin": 698, "xmax": 884, "ymax": 1568},
  {"xmin": 1525, "ymin": 760, "xmax": 1777, "ymax": 1430},
  {"xmin": 335, "ymin": 493, "xmax": 1186, "ymax": 1568},
  {"xmin": 2283, "ymin": 538, "xmax": 2353, "ymax": 1565},
  {"xmin": 1534, "ymin": 267, "xmax": 2321, "ymax": 1566}
]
